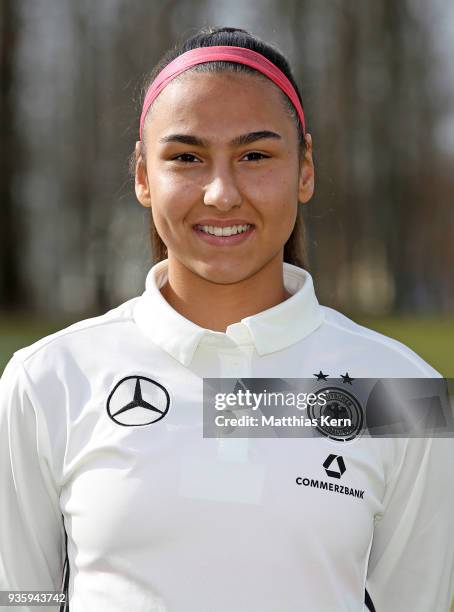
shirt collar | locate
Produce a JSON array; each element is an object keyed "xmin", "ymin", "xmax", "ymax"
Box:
[{"xmin": 133, "ymin": 258, "xmax": 324, "ymax": 367}]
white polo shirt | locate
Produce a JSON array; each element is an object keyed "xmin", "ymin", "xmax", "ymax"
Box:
[{"xmin": 1, "ymin": 259, "xmax": 453, "ymax": 612}]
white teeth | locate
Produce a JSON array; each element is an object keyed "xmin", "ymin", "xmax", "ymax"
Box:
[{"xmin": 198, "ymin": 224, "xmax": 251, "ymax": 236}]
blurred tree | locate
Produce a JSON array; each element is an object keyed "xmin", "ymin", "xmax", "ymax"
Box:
[
  {"xmin": 0, "ymin": 0, "xmax": 24, "ymax": 311},
  {"xmin": 0, "ymin": 0, "xmax": 453, "ymax": 317},
  {"xmin": 285, "ymin": 0, "xmax": 449, "ymax": 314}
]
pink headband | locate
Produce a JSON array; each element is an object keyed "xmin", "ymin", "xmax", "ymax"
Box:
[{"xmin": 139, "ymin": 45, "xmax": 306, "ymax": 140}]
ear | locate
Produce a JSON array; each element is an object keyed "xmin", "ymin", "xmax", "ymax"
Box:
[
  {"xmin": 298, "ymin": 133, "xmax": 315, "ymax": 204},
  {"xmin": 135, "ymin": 141, "xmax": 152, "ymax": 209}
]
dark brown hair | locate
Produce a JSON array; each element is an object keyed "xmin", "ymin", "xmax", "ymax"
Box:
[{"xmin": 128, "ymin": 26, "xmax": 309, "ymax": 269}]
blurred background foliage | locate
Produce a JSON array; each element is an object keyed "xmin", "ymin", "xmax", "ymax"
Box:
[{"xmin": 0, "ymin": 0, "xmax": 453, "ymax": 376}]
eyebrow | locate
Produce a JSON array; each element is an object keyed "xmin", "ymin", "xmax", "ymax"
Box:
[{"xmin": 158, "ymin": 130, "xmax": 282, "ymax": 147}]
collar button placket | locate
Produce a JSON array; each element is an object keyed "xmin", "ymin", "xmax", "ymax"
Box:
[
  {"xmin": 217, "ymin": 347, "xmax": 252, "ymax": 464},
  {"xmin": 219, "ymin": 348, "xmax": 252, "ymax": 379}
]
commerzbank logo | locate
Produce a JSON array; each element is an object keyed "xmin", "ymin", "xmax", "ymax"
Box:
[
  {"xmin": 106, "ymin": 376, "xmax": 170, "ymax": 427},
  {"xmin": 323, "ymin": 454, "xmax": 346, "ymax": 479},
  {"xmin": 296, "ymin": 454, "xmax": 365, "ymax": 500}
]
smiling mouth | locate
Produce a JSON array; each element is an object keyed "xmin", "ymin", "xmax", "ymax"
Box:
[
  {"xmin": 193, "ymin": 223, "xmax": 255, "ymax": 245},
  {"xmin": 195, "ymin": 223, "xmax": 252, "ymax": 236}
]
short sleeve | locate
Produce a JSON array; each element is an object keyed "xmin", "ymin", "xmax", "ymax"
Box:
[
  {"xmin": 366, "ymin": 435, "xmax": 454, "ymax": 611},
  {"xmin": 0, "ymin": 355, "xmax": 66, "ymax": 611}
]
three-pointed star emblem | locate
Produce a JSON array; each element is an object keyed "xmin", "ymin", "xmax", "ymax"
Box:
[{"xmin": 106, "ymin": 376, "xmax": 170, "ymax": 426}]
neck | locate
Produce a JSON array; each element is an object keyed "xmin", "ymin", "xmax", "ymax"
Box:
[{"xmin": 160, "ymin": 254, "xmax": 291, "ymax": 332}]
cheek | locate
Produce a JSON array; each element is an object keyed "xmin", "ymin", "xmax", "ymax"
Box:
[
  {"xmin": 148, "ymin": 171, "xmax": 199, "ymax": 230},
  {"xmin": 151, "ymin": 170, "xmax": 197, "ymax": 202},
  {"xmin": 248, "ymin": 170, "xmax": 297, "ymax": 231},
  {"xmin": 150, "ymin": 205, "xmax": 184, "ymax": 247},
  {"xmin": 246, "ymin": 163, "xmax": 296, "ymax": 201}
]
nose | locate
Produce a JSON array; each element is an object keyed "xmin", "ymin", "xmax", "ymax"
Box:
[{"xmin": 203, "ymin": 166, "xmax": 242, "ymax": 211}]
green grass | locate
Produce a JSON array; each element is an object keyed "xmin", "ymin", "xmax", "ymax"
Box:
[
  {"xmin": 1, "ymin": 315, "xmax": 453, "ymax": 376},
  {"xmin": 355, "ymin": 315, "xmax": 454, "ymax": 378},
  {"xmin": 0, "ymin": 317, "xmax": 76, "ymax": 373}
]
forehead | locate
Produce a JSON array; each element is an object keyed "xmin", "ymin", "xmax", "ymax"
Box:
[{"xmin": 144, "ymin": 70, "xmax": 294, "ymax": 139}]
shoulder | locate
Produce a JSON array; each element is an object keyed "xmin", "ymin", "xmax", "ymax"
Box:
[
  {"xmin": 8, "ymin": 297, "xmax": 141, "ymax": 373},
  {"xmin": 317, "ymin": 306, "xmax": 441, "ymax": 377}
]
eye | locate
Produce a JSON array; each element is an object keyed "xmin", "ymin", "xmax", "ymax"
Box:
[
  {"xmin": 242, "ymin": 151, "xmax": 270, "ymax": 162},
  {"xmin": 171, "ymin": 153, "xmax": 201, "ymax": 163}
]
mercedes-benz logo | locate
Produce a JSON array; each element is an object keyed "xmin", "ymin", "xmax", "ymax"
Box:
[{"xmin": 106, "ymin": 376, "xmax": 170, "ymax": 427}]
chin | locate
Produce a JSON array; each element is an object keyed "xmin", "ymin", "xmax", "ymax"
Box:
[{"xmin": 193, "ymin": 258, "xmax": 257, "ymax": 286}]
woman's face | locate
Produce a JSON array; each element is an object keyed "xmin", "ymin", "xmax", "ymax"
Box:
[{"xmin": 135, "ymin": 70, "xmax": 314, "ymax": 284}]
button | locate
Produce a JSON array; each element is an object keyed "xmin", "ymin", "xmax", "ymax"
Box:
[
  {"xmin": 219, "ymin": 352, "xmax": 251, "ymax": 378},
  {"xmin": 227, "ymin": 356, "xmax": 242, "ymax": 368}
]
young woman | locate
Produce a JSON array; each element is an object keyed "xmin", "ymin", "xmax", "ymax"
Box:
[{"xmin": 1, "ymin": 26, "xmax": 453, "ymax": 612}]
